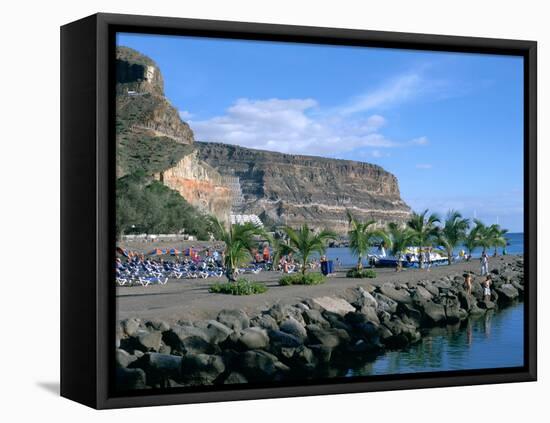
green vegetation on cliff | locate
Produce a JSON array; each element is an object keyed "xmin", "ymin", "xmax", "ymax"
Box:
[
  {"xmin": 116, "ymin": 173, "xmax": 213, "ymax": 239},
  {"xmin": 117, "ymin": 131, "xmax": 193, "ymax": 177}
]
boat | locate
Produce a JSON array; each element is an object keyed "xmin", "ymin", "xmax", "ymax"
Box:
[{"xmin": 369, "ymin": 246, "xmax": 449, "ymax": 268}]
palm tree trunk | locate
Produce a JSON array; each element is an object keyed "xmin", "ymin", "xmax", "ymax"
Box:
[
  {"xmin": 357, "ymin": 256, "xmax": 363, "ymax": 270},
  {"xmin": 447, "ymin": 248, "xmax": 452, "ymax": 265}
]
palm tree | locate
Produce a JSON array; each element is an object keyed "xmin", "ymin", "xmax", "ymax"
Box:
[
  {"xmin": 489, "ymin": 224, "xmax": 509, "ymax": 256},
  {"xmin": 210, "ymin": 217, "xmax": 268, "ymax": 282},
  {"xmin": 437, "ymin": 210, "xmax": 470, "ymax": 265},
  {"xmin": 386, "ymin": 222, "xmax": 415, "ymax": 271},
  {"xmin": 269, "ymin": 236, "xmax": 294, "ymax": 270},
  {"xmin": 463, "ymin": 223, "xmax": 481, "ymax": 260},
  {"xmin": 346, "ymin": 210, "xmax": 388, "ymax": 270},
  {"xmin": 473, "ymin": 219, "xmax": 493, "ymax": 254},
  {"xmin": 407, "ymin": 209, "xmax": 440, "ymax": 269},
  {"xmin": 283, "ymin": 224, "xmax": 336, "ymax": 276}
]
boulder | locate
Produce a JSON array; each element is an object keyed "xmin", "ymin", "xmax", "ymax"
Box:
[
  {"xmin": 357, "ymin": 287, "xmax": 378, "ymax": 308},
  {"xmin": 422, "ymin": 282, "xmax": 440, "ymax": 297},
  {"xmin": 250, "ymin": 314, "xmax": 279, "ymax": 331},
  {"xmin": 310, "ymin": 297, "xmax": 355, "ymax": 317},
  {"xmin": 288, "ymin": 345, "xmax": 316, "ymax": 367},
  {"xmin": 137, "ymin": 353, "xmax": 183, "ymax": 382},
  {"xmin": 444, "ymin": 304, "xmax": 462, "ymax": 324},
  {"xmin": 306, "ymin": 325, "xmax": 350, "ymax": 348},
  {"xmin": 159, "ymin": 344, "xmax": 171, "ymax": 355},
  {"xmin": 479, "ymin": 300, "xmax": 496, "ymax": 310},
  {"xmin": 181, "ymin": 354, "xmax": 225, "ymax": 385},
  {"xmin": 116, "ymin": 349, "xmax": 137, "ymax": 368},
  {"xmin": 238, "ymin": 327, "xmax": 270, "ymax": 350},
  {"xmin": 206, "ymin": 320, "xmax": 233, "ymax": 344},
  {"xmin": 434, "ymin": 279, "xmax": 452, "ymax": 290},
  {"xmin": 384, "ymin": 317, "xmax": 419, "ymax": 342},
  {"xmin": 280, "ymin": 317, "xmax": 308, "ymax": 341},
  {"xmin": 137, "ymin": 330, "xmax": 162, "ymax": 352},
  {"xmin": 495, "ymin": 284, "xmax": 520, "ymax": 303},
  {"xmin": 344, "ymin": 311, "xmax": 373, "ymax": 327},
  {"xmin": 268, "ymin": 329, "xmax": 303, "ymax": 348},
  {"xmin": 379, "ymin": 283, "xmax": 413, "ymax": 305},
  {"xmin": 420, "ymin": 301, "xmax": 446, "ymax": 325},
  {"xmin": 217, "ymin": 309, "xmax": 250, "ymax": 331},
  {"xmin": 302, "ymin": 309, "xmax": 331, "ymax": 328},
  {"xmin": 237, "ymin": 350, "xmax": 289, "ymax": 379},
  {"xmin": 266, "ymin": 304, "xmax": 306, "ymax": 325},
  {"xmin": 457, "ymin": 290, "xmax": 473, "ymax": 311},
  {"xmin": 359, "ymin": 306, "xmax": 380, "ymax": 325},
  {"xmin": 163, "ymin": 325, "xmax": 215, "ymax": 354},
  {"xmin": 397, "ymin": 303, "xmax": 422, "ymax": 323},
  {"xmin": 116, "ymin": 367, "xmax": 147, "ymax": 390},
  {"xmin": 308, "ymin": 344, "xmax": 333, "ymax": 364},
  {"xmin": 373, "ymin": 293, "xmax": 398, "ymax": 314},
  {"xmin": 145, "ymin": 320, "xmax": 170, "ymax": 332},
  {"xmin": 414, "ymin": 285, "xmax": 434, "ymax": 302},
  {"xmin": 322, "ymin": 312, "xmax": 353, "ymax": 332},
  {"xmin": 122, "ymin": 318, "xmax": 140, "ymax": 337},
  {"xmin": 223, "ymin": 372, "xmax": 248, "ymax": 385}
]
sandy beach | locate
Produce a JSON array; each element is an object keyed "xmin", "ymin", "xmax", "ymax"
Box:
[{"xmin": 116, "ymin": 254, "xmax": 518, "ymax": 323}]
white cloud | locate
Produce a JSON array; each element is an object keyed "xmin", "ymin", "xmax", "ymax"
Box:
[
  {"xmin": 338, "ymin": 73, "xmax": 423, "ymax": 115},
  {"xmin": 411, "ymin": 136, "xmax": 429, "ymax": 145},
  {"xmin": 184, "ymin": 69, "xmax": 445, "ymax": 156},
  {"xmin": 179, "ymin": 110, "xmax": 194, "ymax": 120},
  {"xmin": 190, "ymin": 98, "xmax": 424, "ymax": 156}
]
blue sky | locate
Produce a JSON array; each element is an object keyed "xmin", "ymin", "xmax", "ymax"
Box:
[{"xmin": 118, "ymin": 33, "xmax": 524, "ymax": 232}]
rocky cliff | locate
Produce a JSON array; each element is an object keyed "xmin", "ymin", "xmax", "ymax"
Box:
[
  {"xmin": 153, "ymin": 151, "xmax": 233, "ymax": 222},
  {"xmin": 116, "ymin": 46, "xmax": 411, "ymax": 232},
  {"xmin": 196, "ymin": 142, "xmax": 411, "ymax": 232},
  {"xmin": 116, "ymin": 47, "xmax": 232, "ymax": 222}
]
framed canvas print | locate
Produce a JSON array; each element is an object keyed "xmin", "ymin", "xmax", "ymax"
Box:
[{"xmin": 60, "ymin": 13, "xmax": 537, "ymax": 409}]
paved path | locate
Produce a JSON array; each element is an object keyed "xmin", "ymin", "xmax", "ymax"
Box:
[{"xmin": 116, "ymin": 255, "xmax": 517, "ymax": 323}]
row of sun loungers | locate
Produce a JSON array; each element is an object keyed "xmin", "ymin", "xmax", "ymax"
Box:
[{"xmin": 116, "ymin": 258, "xmax": 265, "ymax": 287}]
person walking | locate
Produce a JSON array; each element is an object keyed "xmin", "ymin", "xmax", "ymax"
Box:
[{"xmin": 480, "ymin": 251, "xmax": 489, "ymax": 276}]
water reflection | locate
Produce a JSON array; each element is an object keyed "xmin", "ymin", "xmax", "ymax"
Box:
[{"xmin": 345, "ymin": 303, "xmax": 523, "ymax": 376}]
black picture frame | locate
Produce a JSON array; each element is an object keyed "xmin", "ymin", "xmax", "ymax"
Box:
[{"xmin": 61, "ymin": 12, "xmax": 537, "ymax": 409}]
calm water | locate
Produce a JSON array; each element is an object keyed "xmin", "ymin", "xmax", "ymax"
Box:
[
  {"xmin": 346, "ymin": 302, "xmax": 524, "ymax": 376},
  {"xmin": 324, "ymin": 232, "xmax": 524, "ymax": 268}
]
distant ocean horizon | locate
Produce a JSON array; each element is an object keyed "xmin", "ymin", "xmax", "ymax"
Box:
[{"xmin": 324, "ymin": 232, "xmax": 524, "ymax": 268}]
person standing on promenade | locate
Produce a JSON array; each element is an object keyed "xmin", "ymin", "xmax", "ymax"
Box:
[
  {"xmin": 424, "ymin": 248, "xmax": 432, "ymax": 271},
  {"xmin": 480, "ymin": 251, "xmax": 489, "ymax": 276}
]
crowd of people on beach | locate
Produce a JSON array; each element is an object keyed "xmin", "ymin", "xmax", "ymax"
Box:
[
  {"xmin": 116, "ymin": 241, "xmax": 497, "ymax": 288},
  {"xmin": 116, "ymin": 243, "xmax": 346, "ymax": 286},
  {"xmin": 116, "ymin": 247, "xmax": 230, "ymax": 286}
]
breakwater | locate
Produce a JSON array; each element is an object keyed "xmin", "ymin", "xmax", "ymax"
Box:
[{"xmin": 116, "ymin": 256, "xmax": 524, "ymax": 390}]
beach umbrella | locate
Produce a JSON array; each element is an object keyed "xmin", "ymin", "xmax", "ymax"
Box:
[
  {"xmin": 169, "ymin": 248, "xmax": 180, "ymax": 256},
  {"xmin": 148, "ymin": 248, "xmax": 166, "ymax": 256}
]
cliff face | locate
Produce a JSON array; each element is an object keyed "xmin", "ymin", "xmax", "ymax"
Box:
[
  {"xmin": 116, "ymin": 47, "xmax": 194, "ymax": 145},
  {"xmin": 196, "ymin": 142, "xmax": 411, "ymax": 232},
  {"xmin": 116, "ymin": 47, "xmax": 232, "ymax": 222},
  {"xmin": 116, "ymin": 46, "xmax": 411, "ymax": 232},
  {"xmin": 154, "ymin": 151, "xmax": 233, "ymax": 222}
]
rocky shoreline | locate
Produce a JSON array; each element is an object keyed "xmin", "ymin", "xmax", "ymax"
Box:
[{"xmin": 116, "ymin": 256, "xmax": 524, "ymax": 390}]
